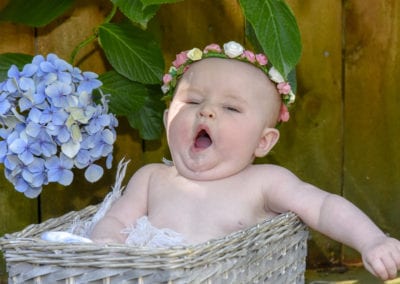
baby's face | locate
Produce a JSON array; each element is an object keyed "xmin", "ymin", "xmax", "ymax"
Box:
[{"xmin": 164, "ymin": 58, "xmax": 280, "ymax": 181}]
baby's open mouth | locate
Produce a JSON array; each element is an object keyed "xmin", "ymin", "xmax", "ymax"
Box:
[{"xmin": 194, "ymin": 129, "xmax": 212, "ymax": 149}]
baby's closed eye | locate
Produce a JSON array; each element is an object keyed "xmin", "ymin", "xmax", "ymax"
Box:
[
  {"xmin": 223, "ymin": 105, "xmax": 241, "ymax": 113},
  {"xmin": 187, "ymin": 100, "xmax": 200, "ymax": 105}
]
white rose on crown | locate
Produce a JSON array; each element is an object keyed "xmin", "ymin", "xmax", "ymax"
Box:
[
  {"xmin": 223, "ymin": 41, "xmax": 244, "ymax": 58},
  {"xmin": 268, "ymin": 67, "xmax": 285, "ymax": 83}
]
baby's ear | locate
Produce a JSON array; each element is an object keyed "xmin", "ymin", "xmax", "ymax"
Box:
[{"xmin": 254, "ymin": 128, "xmax": 280, "ymax": 157}]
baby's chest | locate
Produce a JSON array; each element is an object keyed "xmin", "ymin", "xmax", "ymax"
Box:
[{"xmin": 147, "ymin": 183, "xmax": 266, "ymax": 231}]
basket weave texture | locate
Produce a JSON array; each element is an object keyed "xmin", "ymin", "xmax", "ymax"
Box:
[{"xmin": 1, "ymin": 205, "xmax": 308, "ymax": 284}]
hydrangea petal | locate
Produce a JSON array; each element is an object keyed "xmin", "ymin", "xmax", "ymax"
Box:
[
  {"xmin": 9, "ymin": 138, "xmax": 27, "ymax": 154},
  {"xmin": 102, "ymin": 129, "xmax": 116, "ymax": 145},
  {"xmin": 19, "ymin": 150, "xmax": 34, "ymax": 165},
  {"xmin": 74, "ymin": 150, "xmax": 91, "ymax": 169},
  {"xmin": 19, "ymin": 77, "xmax": 35, "ymax": 91},
  {"xmin": 15, "ymin": 177, "xmax": 29, "ymax": 193},
  {"xmin": 61, "ymin": 140, "xmax": 80, "ymax": 158},
  {"xmin": 106, "ymin": 154, "xmax": 113, "ymax": 169},
  {"xmin": 0, "ymin": 97, "xmax": 11, "ymax": 115},
  {"xmin": 57, "ymin": 126, "xmax": 71, "ymax": 143},
  {"xmin": 0, "ymin": 141, "xmax": 8, "ymax": 161},
  {"xmin": 26, "ymin": 122, "xmax": 41, "ymax": 137},
  {"xmin": 84, "ymin": 163, "xmax": 103, "ymax": 183},
  {"xmin": 58, "ymin": 169, "xmax": 73, "ymax": 186},
  {"xmin": 24, "ymin": 187, "xmax": 42, "ymax": 198}
]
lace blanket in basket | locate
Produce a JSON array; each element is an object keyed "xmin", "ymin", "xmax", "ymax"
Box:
[{"xmin": 41, "ymin": 159, "xmax": 187, "ymax": 248}]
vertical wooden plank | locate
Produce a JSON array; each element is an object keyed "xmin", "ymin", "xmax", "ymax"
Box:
[
  {"xmin": 268, "ymin": 0, "xmax": 344, "ymax": 267},
  {"xmin": 343, "ymin": 0, "xmax": 400, "ymax": 264},
  {"xmin": 157, "ymin": 0, "xmax": 245, "ymax": 71},
  {"xmin": 147, "ymin": 0, "xmax": 246, "ymax": 163},
  {"xmin": 0, "ymin": 0, "xmax": 38, "ymax": 279}
]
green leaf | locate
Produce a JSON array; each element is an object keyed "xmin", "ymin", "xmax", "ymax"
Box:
[
  {"xmin": 112, "ymin": 0, "xmax": 160, "ymax": 29},
  {"xmin": 0, "ymin": 0, "xmax": 74, "ymax": 27},
  {"xmin": 99, "ymin": 71, "xmax": 148, "ymax": 115},
  {"xmin": 98, "ymin": 22, "xmax": 164, "ymax": 84},
  {"xmin": 239, "ymin": 0, "xmax": 302, "ymax": 77},
  {"xmin": 127, "ymin": 86, "xmax": 165, "ymax": 140},
  {"xmin": 0, "ymin": 53, "xmax": 33, "ymax": 82},
  {"xmin": 140, "ymin": 0, "xmax": 184, "ymax": 7}
]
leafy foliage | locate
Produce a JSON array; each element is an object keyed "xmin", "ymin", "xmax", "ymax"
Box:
[
  {"xmin": 0, "ymin": 0, "xmax": 301, "ymax": 140},
  {"xmin": 0, "ymin": 53, "xmax": 33, "ymax": 82},
  {"xmin": 0, "ymin": 0, "xmax": 74, "ymax": 27},
  {"xmin": 239, "ymin": 0, "xmax": 302, "ymax": 78},
  {"xmin": 98, "ymin": 22, "xmax": 164, "ymax": 84}
]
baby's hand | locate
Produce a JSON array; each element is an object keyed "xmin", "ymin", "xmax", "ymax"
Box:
[{"xmin": 361, "ymin": 236, "xmax": 400, "ymax": 280}]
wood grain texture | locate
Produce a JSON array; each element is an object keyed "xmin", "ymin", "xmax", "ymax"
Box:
[{"xmin": 343, "ymin": 0, "xmax": 400, "ymax": 264}]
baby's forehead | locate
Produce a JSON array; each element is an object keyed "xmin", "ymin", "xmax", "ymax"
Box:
[
  {"xmin": 183, "ymin": 58, "xmax": 275, "ymax": 87},
  {"xmin": 178, "ymin": 58, "xmax": 280, "ymax": 104},
  {"xmin": 190, "ymin": 57, "xmax": 266, "ymax": 74}
]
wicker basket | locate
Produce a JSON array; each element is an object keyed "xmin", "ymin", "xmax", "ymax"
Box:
[{"xmin": 0, "ymin": 204, "xmax": 308, "ymax": 284}]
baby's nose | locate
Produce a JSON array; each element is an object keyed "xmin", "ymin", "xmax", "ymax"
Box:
[{"xmin": 199, "ymin": 107, "xmax": 215, "ymax": 119}]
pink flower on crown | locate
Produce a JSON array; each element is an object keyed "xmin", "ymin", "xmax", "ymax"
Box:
[
  {"xmin": 163, "ymin": 73, "xmax": 173, "ymax": 85},
  {"xmin": 277, "ymin": 82, "xmax": 292, "ymax": 95},
  {"xmin": 279, "ymin": 103, "xmax": 290, "ymax": 122},
  {"xmin": 173, "ymin": 51, "xmax": 189, "ymax": 68},
  {"xmin": 256, "ymin": 54, "xmax": 268, "ymax": 65},
  {"xmin": 242, "ymin": 50, "xmax": 256, "ymax": 63},
  {"xmin": 204, "ymin": 43, "xmax": 222, "ymax": 53}
]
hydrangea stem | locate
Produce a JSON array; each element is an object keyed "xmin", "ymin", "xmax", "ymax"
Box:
[{"xmin": 69, "ymin": 4, "xmax": 118, "ymax": 65}]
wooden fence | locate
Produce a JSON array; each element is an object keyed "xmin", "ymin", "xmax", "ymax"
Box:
[{"xmin": 0, "ymin": 0, "xmax": 399, "ymax": 273}]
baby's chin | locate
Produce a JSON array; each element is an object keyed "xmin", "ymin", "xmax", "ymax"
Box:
[{"xmin": 173, "ymin": 162, "xmax": 245, "ymax": 181}]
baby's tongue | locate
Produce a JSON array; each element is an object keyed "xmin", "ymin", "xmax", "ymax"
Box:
[{"xmin": 195, "ymin": 131, "xmax": 212, "ymax": 148}]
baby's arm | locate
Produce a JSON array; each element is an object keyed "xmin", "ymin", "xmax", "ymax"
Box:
[
  {"xmin": 90, "ymin": 164, "xmax": 156, "ymax": 244},
  {"xmin": 264, "ymin": 165, "xmax": 400, "ymax": 280}
]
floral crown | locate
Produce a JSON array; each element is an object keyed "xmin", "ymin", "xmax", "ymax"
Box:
[{"xmin": 161, "ymin": 41, "xmax": 296, "ymax": 122}]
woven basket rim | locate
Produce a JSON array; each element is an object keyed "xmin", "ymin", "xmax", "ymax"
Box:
[
  {"xmin": 0, "ymin": 207, "xmax": 302, "ymax": 248},
  {"xmin": 0, "ymin": 207, "xmax": 307, "ymax": 268},
  {"xmin": 0, "ymin": 206, "xmax": 308, "ymax": 283}
]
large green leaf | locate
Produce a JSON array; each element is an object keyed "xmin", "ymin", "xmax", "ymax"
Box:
[
  {"xmin": 127, "ymin": 86, "xmax": 165, "ymax": 140},
  {"xmin": 99, "ymin": 71, "xmax": 148, "ymax": 115},
  {"xmin": 239, "ymin": 0, "xmax": 301, "ymax": 77},
  {"xmin": 98, "ymin": 22, "xmax": 164, "ymax": 84},
  {"xmin": 112, "ymin": 0, "xmax": 159, "ymax": 29},
  {"xmin": 0, "ymin": 53, "xmax": 33, "ymax": 82},
  {"xmin": 0, "ymin": 0, "xmax": 74, "ymax": 27}
]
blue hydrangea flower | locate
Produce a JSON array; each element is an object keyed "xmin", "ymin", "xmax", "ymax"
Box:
[{"xmin": 0, "ymin": 53, "xmax": 118, "ymax": 198}]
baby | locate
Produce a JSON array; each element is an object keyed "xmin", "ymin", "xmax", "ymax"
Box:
[{"xmin": 90, "ymin": 41, "xmax": 400, "ymax": 280}]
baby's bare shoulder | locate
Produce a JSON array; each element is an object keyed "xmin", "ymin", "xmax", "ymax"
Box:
[
  {"xmin": 248, "ymin": 164, "xmax": 297, "ymax": 179},
  {"xmin": 133, "ymin": 163, "xmax": 170, "ymax": 176},
  {"xmin": 246, "ymin": 164, "xmax": 306, "ymax": 193}
]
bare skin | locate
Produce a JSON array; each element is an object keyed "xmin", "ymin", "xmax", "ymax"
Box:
[{"xmin": 90, "ymin": 58, "xmax": 400, "ymax": 280}]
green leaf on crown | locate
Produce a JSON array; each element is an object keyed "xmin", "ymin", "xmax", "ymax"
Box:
[
  {"xmin": 239, "ymin": 0, "xmax": 302, "ymax": 78},
  {"xmin": 0, "ymin": 0, "xmax": 74, "ymax": 27},
  {"xmin": 98, "ymin": 22, "xmax": 164, "ymax": 84}
]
